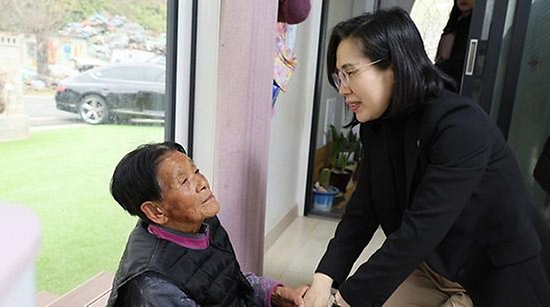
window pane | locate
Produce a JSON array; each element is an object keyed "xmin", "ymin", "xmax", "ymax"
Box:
[
  {"xmin": 507, "ymin": 0, "xmax": 550, "ymax": 218},
  {"xmin": 0, "ymin": 0, "xmax": 169, "ymax": 296},
  {"xmin": 410, "ymin": 0, "xmax": 455, "ymax": 62}
]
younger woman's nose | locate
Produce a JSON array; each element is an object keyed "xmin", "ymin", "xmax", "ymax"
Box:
[{"xmin": 338, "ymin": 84, "xmax": 351, "ymax": 96}]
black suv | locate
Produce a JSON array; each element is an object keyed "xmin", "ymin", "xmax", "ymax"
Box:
[{"xmin": 55, "ymin": 62, "xmax": 165, "ymax": 124}]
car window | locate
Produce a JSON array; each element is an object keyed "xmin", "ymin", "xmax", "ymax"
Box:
[
  {"xmin": 142, "ymin": 66, "xmax": 165, "ymax": 83},
  {"xmin": 93, "ymin": 66, "xmax": 144, "ymax": 82}
]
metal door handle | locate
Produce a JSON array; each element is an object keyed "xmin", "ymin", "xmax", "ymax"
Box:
[{"xmin": 465, "ymin": 39, "xmax": 478, "ymax": 76}]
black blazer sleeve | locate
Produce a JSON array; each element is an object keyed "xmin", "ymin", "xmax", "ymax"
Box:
[
  {"xmin": 316, "ymin": 124, "xmax": 380, "ymax": 286},
  {"xmin": 338, "ymin": 95, "xmax": 494, "ymax": 305}
]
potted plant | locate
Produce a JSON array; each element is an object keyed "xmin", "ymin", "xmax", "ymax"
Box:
[
  {"xmin": 312, "ymin": 168, "xmax": 339, "ymax": 212},
  {"xmin": 327, "ymin": 124, "xmax": 360, "ymax": 192}
]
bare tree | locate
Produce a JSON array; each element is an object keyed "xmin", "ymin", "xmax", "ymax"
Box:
[{"xmin": 2, "ymin": 0, "xmax": 71, "ymax": 77}]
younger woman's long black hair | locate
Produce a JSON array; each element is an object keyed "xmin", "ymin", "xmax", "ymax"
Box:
[{"xmin": 327, "ymin": 7, "xmax": 455, "ymax": 126}]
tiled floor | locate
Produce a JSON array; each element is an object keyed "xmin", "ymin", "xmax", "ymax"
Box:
[{"xmin": 263, "ymin": 215, "xmax": 386, "ymax": 286}]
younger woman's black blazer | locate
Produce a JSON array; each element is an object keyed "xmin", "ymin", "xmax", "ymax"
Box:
[{"xmin": 316, "ymin": 90, "xmax": 550, "ymax": 306}]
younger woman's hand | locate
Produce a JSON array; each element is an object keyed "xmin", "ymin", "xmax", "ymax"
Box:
[{"xmin": 303, "ymin": 273, "xmax": 332, "ymax": 306}]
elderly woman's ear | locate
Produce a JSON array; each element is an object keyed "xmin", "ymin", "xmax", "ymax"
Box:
[{"xmin": 141, "ymin": 201, "xmax": 168, "ymax": 225}]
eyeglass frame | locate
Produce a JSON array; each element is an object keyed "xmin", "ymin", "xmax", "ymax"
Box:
[{"xmin": 331, "ymin": 58, "xmax": 384, "ymax": 89}]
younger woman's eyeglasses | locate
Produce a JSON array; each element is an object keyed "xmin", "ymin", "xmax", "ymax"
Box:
[{"xmin": 331, "ymin": 59, "xmax": 384, "ymax": 89}]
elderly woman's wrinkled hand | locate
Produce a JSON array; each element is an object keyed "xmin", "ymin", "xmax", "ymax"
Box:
[{"xmin": 271, "ymin": 284, "xmax": 310, "ymax": 306}]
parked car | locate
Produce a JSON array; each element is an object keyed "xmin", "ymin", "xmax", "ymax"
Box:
[{"xmin": 55, "ymin": 62, "xmax": 165, "ymax": 124}]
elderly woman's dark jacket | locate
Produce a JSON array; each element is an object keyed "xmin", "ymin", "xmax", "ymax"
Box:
[
  {"xmin": 107, "ymin": 217, "xmax": 255, "ymax": 307},
  {"xmin": 316, "ymin": 90, "xmax": 550, "ymax": 306}
]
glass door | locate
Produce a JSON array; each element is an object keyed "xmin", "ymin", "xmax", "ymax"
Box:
[
  {"xmin": 461, "ymin": 0, "xmax": 548, "ymax": 217},
  {"xmin": 460, "ymin": 0, "xmax": 518, "ymax": 114},
  {"xmin": 460, "ymin": 0, "xmax": 533, "ymax": 127},
  {"xmin": 505, "ymin": 0, "xmax": 550, "ymax": 218}
]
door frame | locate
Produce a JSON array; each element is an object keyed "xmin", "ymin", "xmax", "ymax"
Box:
[{"xmin": 460, "ymin": 0, "xmax": 532, "ymax": 138}]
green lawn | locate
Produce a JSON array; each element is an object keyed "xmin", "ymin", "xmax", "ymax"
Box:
[{"xmin": 0, "ymin": 124, "xmax": 164, "ymax": 295}]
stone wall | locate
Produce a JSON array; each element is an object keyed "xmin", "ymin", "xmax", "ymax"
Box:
[{"xmin": 0, "ymin": 32, "xmax": 29, "ymax": 141}]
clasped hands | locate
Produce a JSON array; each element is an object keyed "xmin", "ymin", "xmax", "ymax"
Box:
[{"xmin": 274, "ymin": 273, "xmax": 350, "ymax": 307}]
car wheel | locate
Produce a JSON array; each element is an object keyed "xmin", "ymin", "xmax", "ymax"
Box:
[{"xmin": 78, "ymin": 94, "xmax": 109, "ymax": 124}]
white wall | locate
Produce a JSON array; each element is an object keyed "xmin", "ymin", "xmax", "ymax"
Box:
[
  {"xmin": 264, "ymin": 1, "xmax": 323, "ymax": 232},
  {"xmin": 192, "ymin": 0, "xmax": 221, "ymax": 183},
  {"xmin": 264, "ymin": 0, "xmax": 379, "ymax": 232},
  {"xmin": 265, "ymin": 0, "xmax": 378, "ymax": 232}
]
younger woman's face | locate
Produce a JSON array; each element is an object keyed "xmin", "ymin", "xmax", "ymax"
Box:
[{"xmin": 335, "ymin": 38, "xmax": 394, "ymax": 123}]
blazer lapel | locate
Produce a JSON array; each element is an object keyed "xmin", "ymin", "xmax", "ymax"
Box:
[
  {"xmin": 404, "ymin": 109, "xmax": 423, "ymax": 205},
  {"xmin": 369, "ymin": 123, "xmax": 403, "ymax": 233}
]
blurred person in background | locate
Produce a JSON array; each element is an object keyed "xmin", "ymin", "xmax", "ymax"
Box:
[{"xmin": 435, "ymin": 0, "xmax": 475, "ymax": 92}]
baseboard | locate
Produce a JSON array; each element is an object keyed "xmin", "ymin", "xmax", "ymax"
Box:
[{"xmin": 264, "ymin": 205, "xmax": 298, "ymax": 252}]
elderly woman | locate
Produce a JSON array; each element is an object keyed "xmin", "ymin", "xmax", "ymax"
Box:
[
  {"xmin": 304, "ymin": 7, "xmax": 550, "ymax": 307},
  {"xmin": 107, "ymin": 141, "xmax": 307, "ymax": 306}
]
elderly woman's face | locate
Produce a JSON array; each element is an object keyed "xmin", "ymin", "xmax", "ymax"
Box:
[
  {"xmin": 154, "ymin": 151, "xmax": 220, "ymax": 233},
  {"xmin": 335, "ymin": 38, "xmax": 394, "ymax": 123}
]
